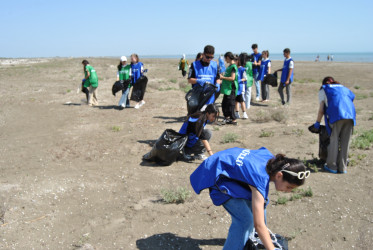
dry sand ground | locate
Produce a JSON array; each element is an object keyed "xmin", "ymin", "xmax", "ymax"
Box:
[{"xmin": 0, "ymin": 58, "xmax": 372, "ymax": 250}]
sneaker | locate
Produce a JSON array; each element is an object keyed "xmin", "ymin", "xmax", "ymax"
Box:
[
  {"xmin": 182, "ymin": 154, "xmax": 194, "ymax": 161},
  {"xmin": 139, "ymin": 100, "xmax": 146, "ymax": 108},
  {"xmin": 226, "ymin": 120, "xmax": 238, "ymax": 125},
  {"xmin": 235, "ymin": 112, "xmax": 240, "ymax": 119},
  {"xmin": 195, "ymin": 154, "xmax": 207, "ymax": 160},
  {"xmin": 134, "ymin": 103, "xmax": 140, "ymax": 109},
  {"xmin": 242, "ymin": 112, "xmax": 248, "ymax": 119},
  {"xmin": 256, "ymin": 97, "xmax": 260, "ymax": 101},
  {"xmin": 324, "ymin": 164, "xmax": 337, "ymax": 174}
]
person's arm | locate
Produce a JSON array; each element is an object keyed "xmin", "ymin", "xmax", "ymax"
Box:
[
  {"xmin": 116, "ymin": 71, "xmax": 120, "ymax": 81},
  {"xmin": 188, "ymin": 63, "xmax": 200, "ymax": 85},
  {"xmin": 85, "ymin": 67, "xmax": 90, "ymax": 80},
  {"xmin": 285, "ymin": 68, "xmax": 293, "ymax": 85},
  {"xmin": 267, "ymin": 62, "xmax": 271, "ymax": 74},
  {"xmin": 202, "ymin": 140, "xmax": 213, "ymax": 156},
  {"xmin": 220, "ymin": 72, "xmax": 236, "ymax": 81},
  {"xmin": 250, "ymin": 186, "xmax": 276, "ymax": 250},
  {"xmin": 316, "ymin": 101, "xmax": 325, "ymax": 122}
]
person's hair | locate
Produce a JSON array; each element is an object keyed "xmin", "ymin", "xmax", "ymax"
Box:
[
  {"xmin": 188, "ymin": 104, "xmax": 219, "ymax": 137},
  {"xmin": 283, "ymin": 48, "xmax": 291, "ymax": 54},
  {"xmin": 82, "ymin": 60, "xmax": 89, "ymax": 66},
  {"xmin": 322, "ymin": 76, "xmax": 340, "ymax": 85},
  {"xmin": 204, "ymin": 45, "xmax": 215, "ymax": 55},
  {"xmin": 195, "ymin": 52, "xmax": 203, "ymax": 61},
  {"xmin": 266, "ymin": 154, "xmax": 306, "ymax": 186},
  {"xmin": 117, "ymin": 61, "xmax": 123, "ymax": 70},
  {"xmin": 262, "ymin": 50, "xmax": 269, "ymax": 57},
  {"xmin": 238, "ymin": 53, "xmax": 249, "ymax": 67},
  {"xmin": 131, "ymin": 53, "xmax": 139, "ymax": 63},
  {"xmin": 224, "ymin": 52, "xmax": 234, "ymax": 60},
  {"xmin": 251, "ymin": 44, "xmax": 258, "ymax": 49}
]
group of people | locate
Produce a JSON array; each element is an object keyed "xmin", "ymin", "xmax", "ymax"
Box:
[
  {"xmin": 81, "ymin": 53, "xmax": 146, "ymax": 109},
  {"xmin": 80, "ymin": 45, "xmax": 356, "ymax": 249},
  {"xmin": 177, "ymin": 45, "xmax": 356, "ymax": 249}
]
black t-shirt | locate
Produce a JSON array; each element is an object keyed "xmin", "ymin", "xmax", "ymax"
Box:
[
  {"xmin": 188, "ymin": 60, "xmax": 220, "ymax": 81},
  {"xmin": 186, "ymin": 120, "xmax": 208, "ymax": 140}
]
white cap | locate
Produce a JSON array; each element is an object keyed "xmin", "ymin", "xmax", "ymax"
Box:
[{"xmin": 120, "ymin": 56, "xmax": 127, "ymax": 62}]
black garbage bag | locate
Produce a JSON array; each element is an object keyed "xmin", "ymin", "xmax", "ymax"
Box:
[
  {"xmin": 112, "ymin": 80, "xmax": 131, "ymax": 96},
  {"xmin": 185, "ymin": 83, "xmax": 217, "ymax": 115},
  {"xmin": 143, "ymin": 129, "xmax": 188, "ymax": 166},
  {"xmin": 263, "ymin": 71, "xmax": 278, "ymax": 87},
  {"xmin": 308, "ymin": 124, "xmax": 330, "ymax": 161},
  {"xmin": 131, "ymin": 75, "xmax": 148, "ymax": 102},
  {"xmin": 81, "ymin": 82, "xmax": 89, "ymax": 101},
  {"xmin": 244, "ymin": 229, "xmax": 288, "ymax": 250}
]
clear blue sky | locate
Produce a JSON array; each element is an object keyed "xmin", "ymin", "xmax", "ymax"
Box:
[{"xmin": 1, "ymin": 0, "xmax": 372, "ymax": 58}]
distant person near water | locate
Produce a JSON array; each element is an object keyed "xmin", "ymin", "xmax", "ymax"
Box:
[
  {"xmin": 251, "ymin": 44, "xmax": 262, "ymax": 101},
  {"xmin": 277, "ymin": 48, "xmax": 294, "ymax": 105},
  {"xmin": 312, "ymin": 76, "xmax": 356, "ymax": 174},
  {"xmin": 82, "ymin": 60, "xmax": 99, "ymax": 106},
  {"xmin": 117, "ymin": 56, "xmax": 131, "ymax": 108},
  {"xmin": 315, "ymin": 54, "xmax": 320, "ymax": 62},
  {"xmin": 178, "ymin": 54, "xmax": 189, "ymax": 77},
  {"xmin": 190, "ymin": 147, "xmax": 309, "ymax": 250}
]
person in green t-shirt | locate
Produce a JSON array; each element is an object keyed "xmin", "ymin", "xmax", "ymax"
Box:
[
  {"xmin": 117, "ymin": 56, "xmax": 132, "ymax": 108},
  {"xmin": 82, "ymin": 60, "xmax": 99, "ymax": 106},
  {"xmin": 220, "ymin": 52, "xmax": 238, "ymax": 125}
]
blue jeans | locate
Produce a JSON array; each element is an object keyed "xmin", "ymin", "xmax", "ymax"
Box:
[
  {"xmin": 254, "ymin": 72, "xmax": 260, "ymax": 98},
  {"xmin": 118, "ymin": 87, "xmax": 130, "ymax": 107},
  {"xmin": 244, "ymin": 86, "xmax": 252, "ymax": 110},
  {"xmin": 222, "ymin": 198, "xmax": 255, "ymax": 250}
]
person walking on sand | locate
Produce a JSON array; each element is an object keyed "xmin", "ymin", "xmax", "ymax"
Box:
[
  {"xmin": 312, "ymin": 76, "xmax": 356, "ymax": 174},
  {"xmin": 251, "ymin": 44, "xmax": 262, "ymax": 101},
  {"xmin": 82, "ymin": 60, "xmax": 98, "ymax": 106},
  {"xmin": 179, "ymin": 104, "xmax": 219, "ymax": 161},
  {"xmin": 117, "ymin": 56, "xmax": 132, "ymax": 108},
  {"xmin": 220, "ymin": 52, "xmax": 238, "ymax": 125},
  {"xmin": 178, "ymin": 54, "xmax": 189, "ymax": 78},
  {"xmin": 259, "ymin": 50, "xmax": 271, "ymax": 102},
  {"xmin": 277, "ymin": 48, "xmax": 294, "ymax": 105},
  {"xmin": 130, "ymin": 54, "xmax": 146, "ymax": 109},
  {"xmin": 190, "ymin": 147, "xmax": 309, "ymax": 250},
  {"xmin": 188, "ymin": 45, "xmax": 220, "ymax": 108}
]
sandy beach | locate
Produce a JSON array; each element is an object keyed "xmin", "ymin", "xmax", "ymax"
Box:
[{"xmin": 0, "ymin": 58, "xmax": 372, "ymax": 249}]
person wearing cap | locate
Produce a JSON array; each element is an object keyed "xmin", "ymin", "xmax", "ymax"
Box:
[
  {"xmin": 178, "ymin": 54, "xmax": 189, "ymax": 77},
  {"xmin": 117, "ymin": 56, "xmax": 132, "ymax": 108}
]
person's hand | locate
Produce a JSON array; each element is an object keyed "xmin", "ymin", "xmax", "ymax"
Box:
[
  {"xmin": 285, "ymin": 80, "xmax": 289, "ymax": 85},
  {"xmin": 196, "ymin": 79, "xmax": 205, "ymax": 86},
  {"xmin": 219, "ymin": 73, "xmax": 224, "ymax": 79},
  {"xmin": 314, "ymin": 121, "xmax": 320, "ymax": 129}
]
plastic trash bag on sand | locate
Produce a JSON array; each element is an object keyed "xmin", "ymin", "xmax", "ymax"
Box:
[{"xmin": 143, "ymin": 129, "xmax": 188, "ymax": 166}]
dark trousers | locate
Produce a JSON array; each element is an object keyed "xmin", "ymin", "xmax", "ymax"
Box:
[
  {"xmin": 261, "ymin": 82, "xmax": 270, "ymax": 100},
  {"xmin": 222, "ymin": 93, "xmax": 237, "ymax": 120},
  {"xmin": 184, "ymin": 129, "xmax": 212, "ymax": 155}
]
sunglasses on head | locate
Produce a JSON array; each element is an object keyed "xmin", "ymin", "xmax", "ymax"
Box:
[{"xmin": 281, "ymin": 170, "xmax": 310, "ymax": 179}]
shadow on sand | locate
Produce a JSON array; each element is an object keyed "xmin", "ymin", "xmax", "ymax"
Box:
[
  {"xmin": 136, "ymin": 233, "xmax": 225, "ymax": 250},
  {"xmin": 153, "ymin": 116, "xmax": 186, "ymax": 124}
]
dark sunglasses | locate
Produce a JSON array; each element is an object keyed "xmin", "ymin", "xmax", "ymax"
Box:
[{"xmin": 205, "ymin": 55, "xmax": 214, "ymax": 60}]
